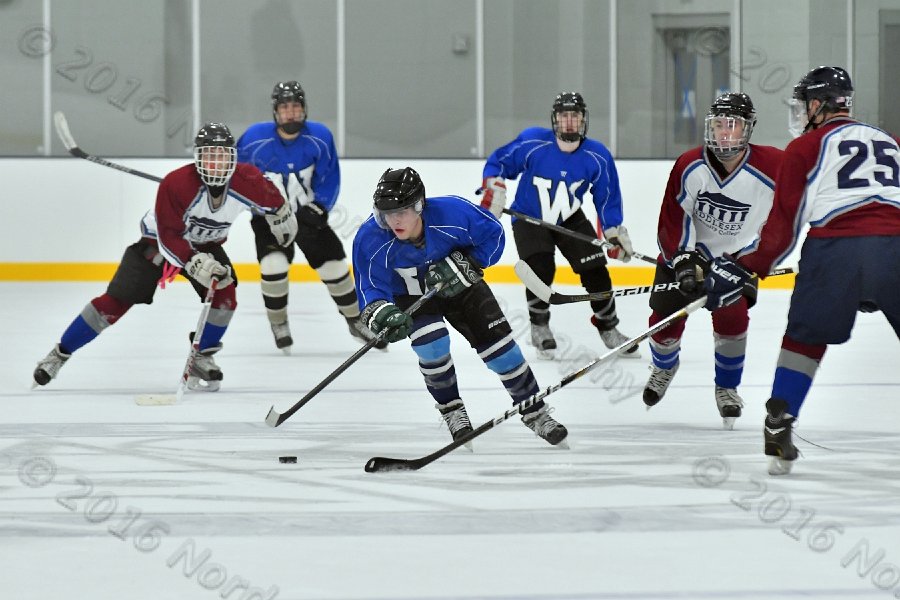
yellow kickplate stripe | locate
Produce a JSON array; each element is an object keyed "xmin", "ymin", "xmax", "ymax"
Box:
[{"xmin": 0, "ymin": 262, "xmax": 795, "ymax": 289}]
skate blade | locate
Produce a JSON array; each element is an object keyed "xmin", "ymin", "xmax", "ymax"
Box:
[
  {"xmin": 186, "ymin": 377, "xmax": 221, "ymax": 392},
  {"xmin": 556, "ymin": 439, "xmax": 570, "ymax": 450},
  {"xmin": 463, "ymin": 441, "xmax": 474, "ymax": 452},
  {"xmin": 722, "ymin": 417, "xmax": 736, "ymax": 430},
  {"xmin": 535, "ymin": 348, "xmax": 556, "ymax": 361},
  {"xmin": 616, "ymin": 348, "xmax": 642, "ymax": 359},
  {"xmin": 280, "ymin": 346, "xmax": 292, "ymax": 356},
  {"xmin": 768, "ymin": 456, "xmax": 794, "ymax": 476}
]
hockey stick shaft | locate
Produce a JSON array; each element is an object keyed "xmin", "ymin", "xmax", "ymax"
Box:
[
  {"xmin": 364, "ymin": 295, "xmax": 708, "ymax": 473},
  {"xmin": 265, "ymin": 286, "xmax": 442, "ymax": 428},
  {"xmin": 53, "ymin": 111, "xmax": 163, "ymax": 183},
  {"xmin": 515, "ymin": 260, "xmax": 795, "ymax": 305},
  {"xmin": 502, "ymin": 208, "xmax": 657, "ymax": 265},
  {"xmin": 175, "ymin": 279, "xmax": 218, "ymax": 403}
]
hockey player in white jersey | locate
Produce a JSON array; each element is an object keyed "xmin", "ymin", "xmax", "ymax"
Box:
[
  {"xmin": 703, "ymin": 67, "xmax": 900, "ymax": 473},
  {"xmin": 643, "ymin": 93, "xmax": 783, "ymax": 429}
]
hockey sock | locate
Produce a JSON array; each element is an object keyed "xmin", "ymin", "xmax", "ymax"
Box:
[
  {"xmin": 60, "ymin": 295, "xmax": 131, "ymax": 354},
  {"xmin": 713, "ymin": 332, "xmax": 747, "ymax": 389},
  {"xmin": 771, "ymin": 336, "xmax": 826, "ymax": 417},
  {"xmin": 411, "ymin": 317, "xmax": 458, "ymax": 403},
  {"xmin": 581, "ymin": 267, "xmax": 617, "ymax": 323},
  {"xmin": 316, "ymin": 260, "xmax": 360, "ymax": 319},
  {"xmin": 524, "ymin": 252, "xmax": 553, "ymax": 324},
  {"xmin": 199, "ymin": 290, "xmax": 236, "ymax": 351},
  {"xmin": 479, "ymin": 334, "xmax": 539, "ymax": 403},
  {"xmin": 260, "ymin": 251, "xmax": 290, "ymax": 325},
  {"xmin": 648, "ymin": 310, "xmax": 683, "ymax": 369}
]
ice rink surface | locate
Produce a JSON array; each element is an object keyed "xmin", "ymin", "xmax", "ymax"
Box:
[{"xmin": 2, "ymin": 280, "xmax": 899, "ymax": 600}]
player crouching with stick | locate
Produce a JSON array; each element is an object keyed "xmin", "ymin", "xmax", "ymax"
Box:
[
  {"xmin": 32, "ymin": 123, "xmax": 297, "ymax": 391},
  {"xmin": 352, "ymin": 167, "xmax": 568, "ymax": 447}
]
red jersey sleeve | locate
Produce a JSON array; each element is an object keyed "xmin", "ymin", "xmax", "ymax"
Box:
[
  {"xmin": 154, "ymin": 168, "xmax": 196, "ymax": 266},
  {"xmin": 228, "ymin": 163, "xmax": 287, "ymax": 213},
  {"xmin": 657, "ymin": 148, "xmax": 703, "ymax": 263}
]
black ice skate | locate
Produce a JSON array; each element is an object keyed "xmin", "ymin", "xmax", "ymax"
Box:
[
  {"xmin": 592, "ymin": 316, "xmax": 640, "ymax": 358},
  {"xmin": 32, "ymin": 344, "xmax": 71, "ymax": 388},
  {"xmin": 521, "ymin": 402, "xmax": 569, "ymax": 447},
  {"xmin": 187, "ymin": 344, "xmax": 224, "ymax": 392},
  {"xmin": 764, "ymin": 398, "xmax": 798, "ymax": 475},
  {"xmin": 529, "ymin": 322, "xmax": 557, "ymax": 360},
  {"xmin": 643, "ymin": 363, "xmax": 679, "ymax": 407},
  {"xmin": 715, "ymin": 386, "xmax": 744, "ymax": 430},
  {"xmin": 437, "ymin": 399, "xmax": 474, "ymax": 451},
  {"xmin": 270, "ymin": 320, "xmax": 293, "ymax": 355},
  {"xmin": 348, "ymin": 316, "xmax": 388, "ymax": 350}
]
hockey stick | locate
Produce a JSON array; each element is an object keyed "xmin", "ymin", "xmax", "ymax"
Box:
[
  {"xmin": 265, "ymin": 286, "xmax": 442, "ymax": 427},
  {"xmin": 514, "ymin": 260, "xmax": 796, "ymax": 305},
  {"xmin": 174, "ymin": 279, "xmax": 219, "ymax": 403},
  {"xmin": 502, "ymin": 208, "xmax": 657, "ymax": 265},
  {"xmin": 53, "ymin": 111, "xmax": 163, "ymax": 183},
  {"xmin": 364, "ymin": 295, "xmax": 708, "ymax": 473}
]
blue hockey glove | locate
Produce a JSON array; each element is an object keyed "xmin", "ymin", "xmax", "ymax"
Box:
[
  {"xmin": 703, "ymin": 255, "xmax": 755, "ymax": 311},
  {"xmin": 425, "ymin": 251, "xmax": 483, "ymax": 298},
  {"xmin": 361, "ymin": 300, "xmax": 413, "ymax": 343}
]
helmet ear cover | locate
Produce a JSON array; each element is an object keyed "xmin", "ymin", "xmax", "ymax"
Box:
[{"xmin": 551, "ymin": 92, "xmax": 589, "ymax": 142}]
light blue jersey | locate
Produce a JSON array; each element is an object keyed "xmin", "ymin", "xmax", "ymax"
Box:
[
  {"xmin": 483, "ymin": 127, "xmax": 624, "ymax": 228},
  {"xmin": 352, "ymin": 195, "xmax": 504, "ymax": 307},
  {"xmin": 236, "ymin": 121, "xmax": 340, "ymax": 211}
]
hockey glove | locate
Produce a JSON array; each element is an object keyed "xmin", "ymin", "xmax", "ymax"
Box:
[
  {"xmin": 603, "ymin": 225, "xmax": 635, "ymax": 263},
  {"xmin": 186, "ymin": 252, "xmax": 234, "ymax": 289},
  {"xmin": 265, "ymin": 202, "xmax": 299, "ymax": 247},
  {"xmin": 297, "ymin": 201, "xmax": 329, "ymax": 230},
  {"xmin": 703, "ymin": 255, "xmax": 755, "ymax": 311},
  {"xmin": 425, "ymin": 251, "xmax": 483, "ymax": 298},
  {"xmin": 362, "ymin": 300, "xmax": 413, "ymax": 343},
  {"xmin": 479, "ymin": 177, "xmax": 507, "ymax": 219},
  {"xmin": 672, "ymin": 250, "xmax": 707, "ymax": 299}
]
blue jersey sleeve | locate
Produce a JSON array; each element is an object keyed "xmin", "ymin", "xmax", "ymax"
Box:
[
  {"xmin": 483, "ymin": 127, "xmax": 548, "ymax": 180},
  {"xmin": 304, "ymin": 122, "xmax": 340, "ymax": 211},
  {"xmin": 352, "ymin": 219, "xmax": 395, "ymax": 309},
  {"xmin": 586, "ymin": 143, "xmax": 625, "ymax": 229}
]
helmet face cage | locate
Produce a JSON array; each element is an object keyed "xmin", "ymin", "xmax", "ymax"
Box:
[
  {"xmin": 551, "ymin": 92, "xmax": 589, "ymax": 142},
  {"xmin": 372, "ymin": 167, "xmax": 426, "ymax": 229},
  {"xmin": 704, "ymin": 93, "xmax": 756, "ymax": 159},
  {"xmin": 271, "ymin": 81, "xmax": 307, "ymax": 127},
  {"xmin": 193, "ymin": 123, "xmax": 237, "ymax": 186}
]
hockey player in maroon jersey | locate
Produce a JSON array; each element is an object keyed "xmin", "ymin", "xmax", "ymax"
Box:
[
  {"xmin": 702, "ymin": 67, "xmax": 900, "ymax": 474},
  {"xmin": 643, "ymin": 93, "xmax": 783, "ymax": 429},
  {"xmin": 32, "ymin": 123, "xmax": 298, "ymax": 391}
]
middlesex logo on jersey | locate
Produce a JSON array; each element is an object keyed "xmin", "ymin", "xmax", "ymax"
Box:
[
  {"xmin": 186, "ymin": 216, "xmax": 231, "ymax": 243},
  {"xmin": 695, "ymin": 191, "xmax": 751, "ymax": 236}
]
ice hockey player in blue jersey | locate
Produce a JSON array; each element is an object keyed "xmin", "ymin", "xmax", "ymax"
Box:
[
  {"xmin": 353, "ymin": 167, "xmax": 568, "ymax": 447},
  {"xmin": 480, "ymin": 92, "xmax": 639, "ymax": 360},
  {"xmin": 237, "ymin": 81, "xmax": 384, "ymax": 354}
]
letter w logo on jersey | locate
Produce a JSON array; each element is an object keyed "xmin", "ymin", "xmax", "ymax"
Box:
[{"xmin": 533, "ymin": 176, "xmax": 584, "ymax": 223}]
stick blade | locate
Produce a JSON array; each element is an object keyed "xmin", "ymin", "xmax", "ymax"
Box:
[
  {"xmin": 265, "ymin": 406, "xmax": 285, "ymax": 428},
  {"xmin": 53, "ymin": 111, "xmax": 78, "ymax": 151},
  {"xmin": 364, "ymin": 457, "xmax": 422, "ymax": 473},
  {"xmin": 513, "ymin": 260, "xmax": 553, "ymax": 302}
]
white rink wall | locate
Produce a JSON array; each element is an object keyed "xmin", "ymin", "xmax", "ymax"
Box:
[{"xmin": 0, "ymin": 158, "xmax": 802, "ymax": 271}]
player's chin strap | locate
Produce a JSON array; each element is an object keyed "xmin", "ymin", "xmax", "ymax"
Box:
[
  {"xmin": 264, "ymin": 284, "xmax": 443, "ymax": 428},
  {"xmin": 364, "ymin": 295, "xmax": 708, "ymax": 473}
]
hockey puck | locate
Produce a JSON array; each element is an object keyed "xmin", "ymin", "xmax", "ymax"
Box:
[{"xmin": 278, "ymin": 456, "xmax": 297, "ymax": 464}]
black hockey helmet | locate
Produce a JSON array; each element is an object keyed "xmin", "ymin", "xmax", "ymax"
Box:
[
  {"xmin": 271, "ymin": 81, "xmax": 307, "ymax": 133},
  {"xmin": 372, "ymin": 167, "xmax": 425, "ymax": 229},
  {"xmin": 551, "ymin": 92, "xmax": 589, "ymax": 142},
  {"xmin": 193, "ymin": 122, "xmax": 236, "ymax": 187},
  {"xmin": 793, "ymin": 66, "xmax": 853, "ymax": 110},
  {"xmin": 704, "ymin": 93, "xmax": 757, "ymax": 160},
  {"xmin": 789, "ymin": 66, "xmax": 853, "ymax": 136}
]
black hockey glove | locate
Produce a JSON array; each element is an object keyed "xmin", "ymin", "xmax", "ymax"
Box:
[
  {"xmin": 672, "ymin": 250, "xmax": 707, "ymax": 299},
  {"xmin": 425, "ymin": 251, "xmax": 483, "ymax": 298},
  {"xmin": 361, "ymin": 300, "xmax": 413, "ymax": 343},
  {"xmin": 298, "ymin": 202, "xmax": 329, "ymax": 229},
  {"xmin": 703, "ymin": 255, "xmax": 756, "ymax": 311}
]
